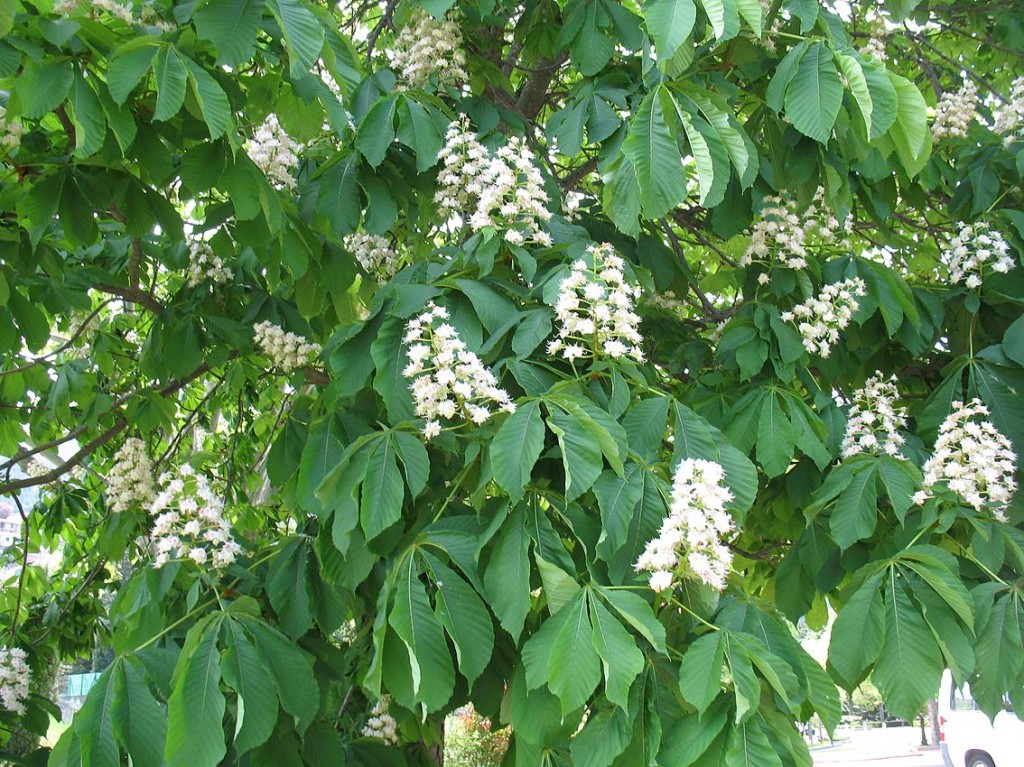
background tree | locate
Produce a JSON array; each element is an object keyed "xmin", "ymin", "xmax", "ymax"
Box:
[{"xmin": 0, "ymin": 0, "xmax": 1022, "ymax": 766}]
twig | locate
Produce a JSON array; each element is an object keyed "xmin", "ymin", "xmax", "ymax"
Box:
[
  {"xmin": 92, "ymin": 284, "xmax": 165, "ymax": 313},
  {"xmin": 7, "ymin": 491, "xmax": 30, "ymax": 640},
  {"xmin": 0, "ymin": 299, "xmax": 114, "ymax": 378}
]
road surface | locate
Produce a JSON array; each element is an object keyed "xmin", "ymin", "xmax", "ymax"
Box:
[{"xmin": 811, "ymin": 727, "xmax": 945, "ymax": 767}]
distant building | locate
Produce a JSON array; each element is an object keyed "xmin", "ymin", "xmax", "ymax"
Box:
[{"xmin": 0, "ymin": 501, "xmax": 22, "ymax": 548}]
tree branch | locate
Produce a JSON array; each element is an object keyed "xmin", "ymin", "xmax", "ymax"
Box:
[{"xmin": 92, "ymin": 284, "xmax": 165, "ymax": 313}]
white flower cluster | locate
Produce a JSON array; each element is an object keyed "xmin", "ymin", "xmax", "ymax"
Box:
[
  {"xmin": 913, "ymin": 400, "xmax": 1017, "ymax": 519},
  {"xmin": 781, "ymin": 277, "xmax": 866, "ymax": 358},
  {"xmin": 0, "ymin": 647, "xmax": 30, "ymax": 716},
  {"xmin": 388, "ymin": 10, "xmax": 467, "ymax": 89},
  {"xmin": 547, "ymin": 243, "xmax": 645, "ymax": 363},
  {"xmin": 245, "ymin": 114, "xmax": 303, "ymax": 190},
  {"xmin": 940, "ymin": 221, "xmax": 1015, "ymax": 288},
  {"xmin": 931, "ymin": 80, "xmax": 978, "ymax": 140},
  {"xmin": 252, "ymin": 321, "xmax": 320, "ymax": 373},
  {"xmin": 343, "ymin": 233, "xmax": 402, "ymax": 284},
  {"xmin": 435, "ymin": 117, "xmax": 552, "ymax": 247},
  {"xmin": 150, "ymin": 465, "xmax": 241, "ymax": 569},
  {"xmin": 55, "ymin": 0, "xmax": 134, "ymax": 23},
  {"xmin": 362, "ymin": 696, "xmax": 399, "ymax": 745},
  {"xmin": 107, "ymin": 437, "xmax": 156, "ymax": 514},
  {"xmin": 563, "ymin": 190, "xmax": 585, "ymax": 221},
  {"xmin": 635, "ymin": 459, "xmax": 735, "ymax": 592},
  {"xmin": 0, "ymin": 107, "xmax": 24, "ymax": 154},
  {"xmin": 403, "ymin": 303, "xmax": 516, "ymax": 440},
  {"xmin": 859, "ymin": 15, "xmax": 888, "ymax": 61},
  {"xmin": 840, "ymin": 373, "xmax": 907, "ymax": 459},
  {"xmin": 993, "ymin": 76, "xmax": 1024, "ymax": 146},
  {"xmin": 644, "ymin": 290, "xmax": 689, "ymax": 321},
  {"xmin": 186, "ymin": 239, "xmax": 233, "ymax": 288},
  {"xmin": 742, "ymin": 187, "xmax": 847, "ymax": 269}
]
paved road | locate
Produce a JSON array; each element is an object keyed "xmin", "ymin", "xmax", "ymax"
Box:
[{"xmin": 811, "ymin": 727, "xmax": 945, "ymax": 767}]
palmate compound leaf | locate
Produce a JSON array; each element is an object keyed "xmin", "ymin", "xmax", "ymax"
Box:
[
  {"xmin": 782, "ymin": 42, "xmax": 843, "ymax": 143},
  {"xmin": 621, "ymin": 85, "xmax": 686, "ymax": 219},
  {"xmin": 491, "ymin": 400, "xmax": 546, "ymax": 502},
  {"xmin": 547, "ymin": 592, "xmax": 602, "ymax": 715},
  {"xmin": 221, "ymin": 617, "xmax": 278, "ymax": 755},
  {"xmin": 166, "ymin": 615, "xmax": 227, "ymax": 767},
  {"xmin": 389, "ymin": 555, "xmax": 456, "ymax": 713},
  {"xmin": 111, "ymin": 660, "xmax": 167, "ymax": 767},
  {"xmin": 421, "ymin": 551, "xmax": 495, "ymax": 686},
  {"xmin": 871, "ymin": 571, "xmax": 944, "ymax": 721},
  {"xmin": 588, "ymin": 594, "xmax": 645, "ymax": 709},
  {"xmin": 828, "ymin": 569, "xmax": 885, "ymax": 687}
]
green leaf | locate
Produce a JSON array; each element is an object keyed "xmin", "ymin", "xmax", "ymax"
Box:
[
  {"xmin": 876, "ymin": 457, "xmax": 918, "ymax": 523},
  {"xmin": 193, "ymin": 0, "xmax": 264, "ymax": 67},
  {"xmin": 390, "ymin": 557, "xmax": 456, "ymax": 712},
  {"xmin": 242, "ymin": 616, "xmax": 320, "ymax": 733},
  {"xmin": 898, "ymin": 547, "xmax": 973, "ymax": 629},
  {"xmin": 360, "ymin": 436, "xmax": 405, "ymax": 541},
  {"xmin": 829, "ymin": 461, "xmax": 878, "ymax": 550},
  {"xmin": 296, "ymin": 415, "xmax": 344, "ymax": 514},
  {"xmin": 673, "ymin": 401, "xmax": 757, "ymax": 513},
  {"xmin": 485, "ymin": 510, "xmax": 531, "ymax": 641},
  {"xmin": 678, "ymin": 631, "xmax": 726, "ymax": 713},
  {"xmin": 536, "ymin": 554, "xmax": 581, "ymax": 614},
  {"xmin": 548, "ymin": 410, "xmax": 604, "ymax": 502},
  {"xmin": 393, "ymin": 430, "xmax": 429, "ymax": 499},
  {"xmin": 69, "ymin": 70, "xmax": 107, "ymax": 158},
  {"xmin": 621, "ymin": 86, "xmax": 686, "ymax": 219},
  {"xmin": 971, "ymin": 593, "xmax": 1024, "ymax": 717},
  {"xmin": 267, "ymin": 537, "xmax": 314, "ymax": 638},
  {"xmin": 183, "ymin": 58, "xmax": 231, "ymax": 138},
  {"xmin": 10, "ymin": 291, "xmax": 50, "ymax": 353},
  {"xmin": 783, "ymin": 42, "xmax": 843, "ymax": 143},
  {"xmin": 765, "ymin": 41, "xmax": 807, "ymax": 113},
  {"xmin": 659, "ymin": 695, "xmax": 729, "ymax": 767},
  {"xmin": 735, "ymin": 0, "xmax": 763, "ymax": 36},
  {"xmin": 396, "ymin": 97, "xmax": 443, "ymax": 172},
  {"xmin": 756, "ymin": 390, "xmax": 794, "ymax": 478},
  {"xmin": 594, "ymin": 464, "xmax": 643, "ymax": 560},
  {"xmin": 871, "ymin": 573, "xmax": 943, "ymax": 721},
  {"xmin": 599, "ymin": 588, "xmax": 667, "ymax": 654},
  {"xmin": 75, "ymin": 667, "xmax": 118, "ymax": 767},
  {"xmin": 152, "ymin": 47, "xmax": 188, "ymax": 122},
  {"xmin": 221, "ymin": 619, "xmax": 278, "ymax": 754},
  {"xmin": 725, "ymin": 638, "xmax": 762, "ymax": 723},
  {"xmin": 166, "ymin": 616, "xmax": 227, "ymax": 767},
  {"xmin": 267, "ymin": 0, "xmax": 325, "ymax": 76},
  {"xmin": 885, "ymin": 72, "xmax": 931, "ymax": 177},
  {"xmin": 588, "ymin": 596, "xmax": 645, "ymax": 709},
  {"xmin": 677, "ymin": 103, "xmax": 724, "ymax": 206},
  {"xmin": 725, "ymin": 717, "xmax": 784, "ymax": 767},
  {"xmin": 698, "ymin": 0, "xmax": 740, "ymax": 40},
  {"xmin": 111, "ymin": 661, "xmax": 166, "ymax": 767},
  {"xmin": 16, "ymin": 59, "xmax": 74, "ymax": 119},
  {"xmin": 642, "ymin": 0, "xmax": 696, "ymax": 60},
  {"xmin": 316, "ymin": 155, "xmax": 361, "ymax": 236},
  {"xmin": 1003, "ymin": 315, "xmax": 1024, "ymax": 367},
  {"xmin": 602, "ymin": 152, "xmax": 642, "ymax": 237},
  {"xmin": 491, "ymin": 401, "xmax": 546, "ymax": 502},
  {"xmin": 108, "ymin": 44, "xmax": 158, "ymax": 105},
  {"xmin": 357, "ymin": 95, "xmax": 398, "ymax": 167},
  {"xmin": 548, "ymin": 594, "xmax": 602, "ymax": 714},
  {"xmin": 860, "ymin": 58, "xmax": 898, "ymax": 138},
  {"xmin": 423, "ymin": 552, "xmax": 494, "ymax": 686},
  {"xmin": 571, "ymin": 706, "xmax": 633, "ymax": 767},
  {"xmin": 835, "ymin": 52, "xmax": 873, "ymax": 138},
  {"xmin": 828, "ymin": 569, "xmax": 884, "ymax": 686}
]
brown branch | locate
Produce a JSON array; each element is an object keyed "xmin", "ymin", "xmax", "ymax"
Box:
[
  {"xmin": 364, "ymin": 0, "xmax": 398, "ymax": 59},
  {"xmin": 0, "ymin": 363, "xmax": 215, "ymax": 496},
  {"xmin": 515, "ymin": 53, "xmax": 567, "ymax": 122},
  {"xmin": 93, "ymin": 283, "xmax": 165, "ymax": 313},
  {"xmin": 7, "ymin": 492, "xmax": 30, "ymax": 641}
]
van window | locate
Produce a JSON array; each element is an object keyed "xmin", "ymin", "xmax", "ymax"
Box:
[{"xmin": 951, "ymin": 683, "xmax": 978, "ymax": 712}]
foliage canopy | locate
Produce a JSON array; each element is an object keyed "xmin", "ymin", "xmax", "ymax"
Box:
[{"xmin": 1, "ymin": 0, "xmax": 1023, "ymax": 765}]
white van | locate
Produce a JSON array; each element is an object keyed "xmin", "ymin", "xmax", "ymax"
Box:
[{"xmin": 938, "ymin": 670, "xmax": 1024, "ymax": 767}]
